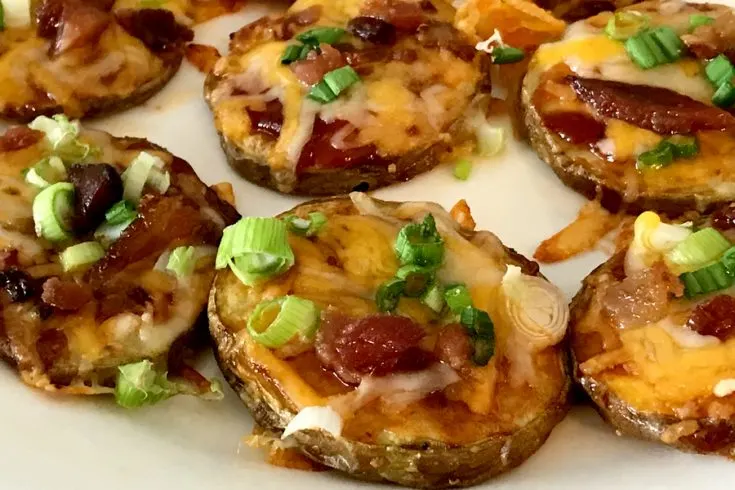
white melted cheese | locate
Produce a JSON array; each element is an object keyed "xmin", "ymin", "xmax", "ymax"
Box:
[
  {"xmin": 658, "ymin": 317, "xmax": 721, "ymax": 349},
  {"xmin": 713, "ymin": 378, "xmax": 735, "ymax": 397}
]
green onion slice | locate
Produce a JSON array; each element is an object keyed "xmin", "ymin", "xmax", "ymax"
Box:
[
  {"xmin": 376, "ymin": 278, "xmax": 406, "ymax": 312},
  {"xmin": 0, "ymin": 2, "xmax": 5, "ymax": 31},
  {"xmin": 705, "ymin": 55, "xmax": 735, "ymax": 88},
  {"xmin": 667, "ymin": 135, "xmax": 698, "ymax": 159},
  {"xmin": 444, "ymin": 283, "xmax": 473, "ymax": 313},
  {"xmin": 296, "ymin": 27, "xmax": 345, "ymax": 46},
  {"xmin": 396, "ymin": 264, "xmax": 434, "ymax": 297},
  {"xmin": 167, "ymin": 246, "xmax": 197, "ymax": 278},
  {"xmin": 247, "ymin": 296, "xmax": 320, "ymax": 348},
  {"xmin": 94, "ymin": 217, "xmax": 136, "ymax": 248},
  {"xmin": 105, "ymin": 200, "xmax": 137, "ymax": 226},
  {"xmin": 32, "ymin": 182, "xmax": 74, "ymax": 242},
  {"xmin": 216, "ymin": 217, "xmax": 295, "ymax": 286},
  {"xmin": 491, "ymin": 46, "xmax": 525, "ymax": 64},
  {"xmin": 689, "ymin": 14, "xmax": 714, "ymax": 31},
  {"xmin": 421, "ymin": 282, "xmax": 445, "ymax": 313},
  {"xmin": 308, "ymin": 66, "xmax": 361, "ymax": 103},
  {"xmin": 680, "ymin": 261, "xmax": 734, "ymax": 298},
  {"xmin": 24, "ymin": 156, "xmax": 67, "ymax": 189},
  {"xmin": 121, "ymin": 152, "xmax": 169, "ymax": 204},
  {"xmin": 394, "ymin": 214, "xmax": 445, "ymax": 268},
  {"xmin": 637, "ymin": 141, "xmax": 674, "ymax": 169},
  {"xmin": 460, "ymin": 306, "xmax": 496, "ymax": 366},
  {"xmin": 605, "ymin": 11, "xmax": 649, "ymax": 40},
  {"xmin": 281, "ymin": 44, "xmax": 305, "ymax": 64},
  {"xmin": 28, "ymin": 115, "xmax": 95, "ymax": 163},
  {"xmin": 720, "ymin": 246, "xmax": 735, "ymax": 273},
  {"xmin": 453, "ymin": 159, "xmax": 472, "ymax": 181},
  {"xmin": 283, "ymin": 211, "xmax": 327, "ymax": 236},
  {"xmin": 666, "ymin": 227, "xmax": 731, "ymax": 271},
  {"xmin": 713, "ymin": 80, "xmax": 735, "ymax": 108},
  {"xmin": 651, "ymin": 26, "xmax": 684, "ymax": 61},
  {"xmin": 476, "ymin": 125, "xmax": 506, "ymax": 157},
  {"xmin": 625, "ymin": 32, "xmax": 660, "ymax": 70},
  {"xmin": 60, "ymin": 241, "xmax": 105, "ymax": 272}
]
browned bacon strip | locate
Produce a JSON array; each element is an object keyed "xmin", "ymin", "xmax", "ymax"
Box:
[
  {"xmin": 568, "ymin": 76, "xmax": 735, "ymax": 135},
  {"xmin": 115, "ymin": 9, "xmax": 194, "ymax": 54},
  {"xmin": 36, "ymin": 0, "xmax": 113, "ymax": 55},
  {"xmin": 0, "ymin": 127, "xmax": 43, "ymax": 152}
]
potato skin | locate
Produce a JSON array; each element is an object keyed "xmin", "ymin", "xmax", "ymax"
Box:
[
  {"xmin": 209, "ymin": 196, "xmax": 572, "ymax": 488},
  {"xmin": 570, "ymin": 255, "xmax": 735, "ymax": 458}
]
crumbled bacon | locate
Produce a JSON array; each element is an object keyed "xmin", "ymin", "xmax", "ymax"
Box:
[
  {"xmin": 0, "ymin": 127, "xmax": 44, "ymax": 152},
  {"xmin": 283, "ymin": 5, "xmax": 322, "ymax": 37},
  {"xmin": 290, "ymin": 44, "xmax": 347, "ymax": 86},
  {"xmin": 35, "ymin": 328, "xmax": 69, "ymax": 371},
  {"xmin": 603, "ymin": 262, "xmax": 683, "ymax": 329},
  {"xmin": 682, "ymin": 10, "xmax": 735, "ymax": 63},
  {"xmin": 68, "ymin": 163, "xmax": 123, "ymax": 234},
  {"xmin": 434, "ymin": 323, "xmax": 472, "ymax": 371},
  {"xmin": 36, "ymin": 0, "xmax": 112, "ymax": 56},
  {"xmin": 712, "ymin": 203, "xmax": 735, "ymax": 231},
  {"xmin": 0, "ymin": 268, "xmax": 37, "ymax": 303},
  {"xmin": 315, "ymin": 310, "xmax": 427, "ymax": 384},
  {"xmin": 686, "ymin": 295, "xmax": 735, "ymax": 341},
  {"xmin": 680, "ymin": 422, "xmax": 735, "ymax": 453},
  {"xmin": 363, "ymin": 0, "xmax": 428, "ymax": 31},
  {"xmin": 185, "ymin": 43, "xmax": 221, "ymax": 74},
  {"xmin": 416, "ymin": 22, "xmax": 475, "ymax": 61},
  {"xmin": 41, "ymin": 277, "xmax": 93, "ymax": 312},
  {"xmin": 347, "ymin": 16, "xmax": 397, "ymax": 45},
  {"xmin": 115, "ymin": 9, "xmax": 194, "ymax": 54},
  {"xmin": 568, "ymin": 76, "xmax": 735, "ymax": 135}
]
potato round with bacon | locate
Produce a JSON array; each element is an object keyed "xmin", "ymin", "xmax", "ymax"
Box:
[
  {"xmin": 571, "ymin": 205, "xmax": 735, "ymax": 457},
  {"xmin": 0, "ymin": 117, "xmax": 238, "ymax": 403},
  {"xmin": 0, "ymin": 0, "xmax": 196, "ymax": 122},
  {"xmin": 522, "ymin": 0, "xmax": 735, "ymax": 216},
  {"xmin": 205, "ymin": 0, "xmax": 497, "ymax": 195},
  {"xmin": 209, "ymin": 194, "xmax": 570, "ymax": 488}
]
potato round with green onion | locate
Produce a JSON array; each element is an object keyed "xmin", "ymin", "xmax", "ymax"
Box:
[
  {"xmin": 205, "ymin": 0, "xmax": 496, "ymax": 196},
  {"xmin": 0, "ymin": 117, "xmax": 238, "ymax": 401},
  {"xmin": 522, "ymin": 0, "xmax": 735, "ymax": 215},
  {"xmin": 208, "ymin": 194, "xmax": 571, "ymax": 488},
  {"xmin": 571, "ymin": 206, "xmax": 735, "ymax": 457}
]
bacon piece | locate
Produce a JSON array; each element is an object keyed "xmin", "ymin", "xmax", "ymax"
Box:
[
  {"xmin": 416, "ymin": 22, "xmax": 475, "ymax": 61},
  {"xmin": 41, "ymin": 277, "xmax": 93, "ymax": 312},
  {"xmin": 290, "ymin": 44, "xmax": 347, "ymax": 86},
  {"xmin": 681, "ymin": 10, "xmax": 735, "ymax": 63},
  {"xmin": 712, "ymin": 203, "xmax": 735, "ymax": 231},
  {"xmin": 603, "ymin": 262, "xmax": 683, "ymax": 329},
  {"xmin": 185, "ymin": 43, "xmax": 221, "ymax": 74},
  {"xmin": 283, "ymin": 5, "xmax": 322, "ymax": 37},
  {"xmin": 569, "ymin": 77, "xmax": 735, "ymax": 135},
  {"xmin": 115, "ymin": 9, "xmax": 194, "ymax": 54},
  {"xmin": 434, "ymin": 323, "xmax": 472, "ymax": 371},
  {"xmin": 247, "ymin": 100, "xmax": 284, "ymax": 139},
  {"xmin": 686, "ymin": 295, "xmax": 735, "ymax": 341},
  {"xmin": 35, "ymin": 328, "xmax": 69, "ymax": 371},
  {"xmin": 0, "ymin": 127, "xmax": 44, "ymax": 152},
  {"xmin": 348, "ymin": 16, "xmax": 397, "ymax": 45},
  {"xmin": 363, "ymin": 0, "xmax": 428, "ymax": 31},
  {"xmin": 36, "ymin": 0, "xmax": 112, "ymax": 56},
  {"xmin": 315, "ymin": 311, "xmax": 427, "ymax": 384},
  {"xmin": 68, "ymin": 163, "xmax": 123, "ymax": 234}
]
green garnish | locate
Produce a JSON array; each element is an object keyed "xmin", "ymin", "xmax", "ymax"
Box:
[
  {"xmin": 32, "ymin": 182, "xmax": 74, "ymax": 243},
  {"xmin": 296, "ymin": 27, "xmax": 346, "ymax": 46},
  {"xmin": 667, "ymin": 228, "xmax": 731, "ymax": 271},
  {"xmin": 396, "ymin": 264, "xmax": 434, "ymax": 297},
  {"xmin": 605, "ymin": 11, "xmax": 649, "ymax": 40},
  {"xmin": 121, "ymin": 152, "xmax": 170, "ymax": 204},
  {"xmin": 705, "ymin": 55, "xmax": 735, "ymax": 87},
  {"xmin": 680, "ymin": 262, "xmax": 733, "ymax": 298},
  {"xmin": 444, "ymin": 284, "xmax": 473, "ymax": 313},
  {"xmin": 0, "ymin": 2, "xmax": 5, "ymax": 31},
  {"xmin": 394, "ymin": 214, "xmax": 444, "ymax": 268},
  {"xmin": 625, "ymin": 27, "xmax": 683, "ymax": 69},
  {"xmin": 24, "ymin": 156, "xmax": 67, "ymax": 189},
  {"xmin": 491, "ymin": 46, "xmax": 525, "ymax": 64},
  {"xmin": 247, "ymin": 296, "xmax": 320, "ymax": 347},
  {"xmin": 28, "ymin": 115, "xmax": 96, "ymax": 163},
  {"xmin": 376, "ymin": 277, "xmax": 406, "ymax": 312},
  {"xmin": 453, "ymin": 159, "xmax": 472, "ymax": 181},
  {"xmin": 167, "ymin": 246, "xmax": 197, "ymax": 278},
  {"xmin": 688, "ymin": 14, "xmax": 714, "ymax": 31},
  {"xmin": 60, "ymin": 241, "xmax": 105, "ymax": 272},
  {"xmin": 421, "ymin": 283, "xmax": 445, "ymax": 313},
  {"xmin": 460, "ymin": 306, "xmax": 496, "ymax": 366},
  {"xmin": 308, "ymin": 66, "xmax": 361, "ymax": 103},
  {"xmin": 713, "ymin": 81, "xmax": 735, "ymax": 108},
  {"xmin": 105, "ymin": 200, "xmax": 137, "ymax": 226},
  {"xmin": 283, "ymin": 211, "xmax": 327, "ymax": 236},
  {"xmin": 637, "ymin": 136, "xmax": 699, "ymax": 170}
]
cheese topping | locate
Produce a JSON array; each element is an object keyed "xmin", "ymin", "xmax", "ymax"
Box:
[{"xmin": 713, "ymin": 378, "xmax": 735, "ymax": 398}]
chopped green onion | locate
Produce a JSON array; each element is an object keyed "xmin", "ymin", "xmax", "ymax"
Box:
[
  {"xmin": 296, "ymin": 27, "xmax": 345, "ymax": 46},
  {"xmin": 60, "ymin": 241, "xmax": 105, "ymax": 272},
  {"xmin": 216, "ymin": 217, "xmax": 295, "ymax": 286},
  {"xmin": 476, "ymin": 125, "xmax": 505, "ymax": 157},
  {"xmin": 121, "ymin": 152, "xmax": 169, "ymax": 204},
  {"xmin": 680, "ymin": 261, "xmax": 733, "ymax": 298},
  {"xmin": 666, "ymin": 227, "xmax": 731, "ymax": 271},
  {"xmin": 396, "ymin": 264, "xmax": 433, "ymax": 297},
  {"xmin": 167, "ymin": 246, "xmax": 196, "ymax": 278},
  {"xmin": 24, "ymin": 156, "xmax": 67, "ymax": 189},
  {"xmin": 705, "ymin": 55, "xmax": 735, "ymax": 88},
  {"xmin": 689, "ymin": 14, "xmax": 714, "ymax": 31},
  {"xmin": 637, "ymin": 141, "xmax": 674, "ymax": 169},
  {"xmin": 720, "ymin": 246, "xmax": 735, "ymax": 272},
  {"xmin": 667, "ymin": 135, "xmax": 698, "ymax": 159},
  {"xmin": 444, "ymin": 284, "xmax": 473, "ymax": 313},
  {"xmin": 32, "ymin": 182, "xmax": 74, "ymax": 242},
  {"xmin": 626, "ymin": 27, "xmax": 683, "ymax": 69},
  {"xmin": 453, "ymin": 159, "xmax": 472, "ymax": 181},
  {"xmin": 421, "ymin": 282, "xmax": 444, "ymax": 313},
  {"xmin": 283, "ymin": 211, "xmax": 327, "ymax": 236},
  {"xmin": 28, "ymin": 115, "xmax": 95, "ymax": 162},
  {"xmin": 0, "ymin": 2, "xmax": 4, "ymax": 31},
  {"xmin": 281, "ymin": 44, "xmax": 305, "ymax": 64},
  {"xmin": 605, "ymin": 11, "xmax": 649, "ymax": 40},
  {"xmin": 247, "ymin": 296, "xmax": 320, "ymax": 348},
  {"xmin": 491, "ymin": 46, "xmax": 524, "ymax": 64},
  {"xmin": 114, "ymin": 360, "xmax": 224, "ymax": 409},
  {"xmin": 105, "ymin": 200, "xmax": 137, "ymax": 226},
  {"xmin": 394, "ymin": 214, "xmax": 444, "ymax": 268},
  {"xmin": 376, "ymin": 278, "xmax": 406, "ymax": 312},
  {"xmin": 460, "ymin": 306, "xmax": 495, "ymax": 366},
  {"xmin": 651, "ymin": 26, "xmax": 684, "ymax": 61},
  {"xmin": 713, "ymin": 80, "xmax": 735, "ymax": 108},
  {"xmin": 308, "ymin": 66, "xmax": 361, "ymax": 103},
  {"xmin": 94, "ymin": 217, "xmax": 136, "ymax": 247}
]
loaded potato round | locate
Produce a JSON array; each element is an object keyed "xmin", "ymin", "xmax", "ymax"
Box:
[
  {"xmin": 571, "ymin": 205, "xmax": 735, "ymax": 457},
  {"xmin": 205, "ymin": 0, "xmax": 506, "ymax": 195},
  {"xmin": 523, "ymin": 0, "xmax": 735, "ymax": 215},
  {"xmin": 209, "ymin": 194, "xmax": 570, "ymax": 487},
  {"xmin": 0, "ymin": 116, "xmax": 238, "ymax": 404}
]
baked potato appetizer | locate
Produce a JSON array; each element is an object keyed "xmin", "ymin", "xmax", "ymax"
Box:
[
  {"xmin": 0, "ymin": 116, "xmax": 239, "ymax": 403},
  {"xmin": 0, "ymin": 0, "xmax": 195, "ymax": 122},
  {"xmin": 522, "ymin": 0, "xmax": 735, "ymax": 216},
  {"xmin": 533, "ymin": 0, "xmax": 643, "ymax": 21},
  {"xmin": 209, "ymin": 194, "xmax": 571, "ymax": 487},
  {"xmin": 571, "ymin": 206, "xmax": 735, "ymax": 457},
  {"xmin": 205, "ymin": 0, "xmax": 496, "ymax": 195}
]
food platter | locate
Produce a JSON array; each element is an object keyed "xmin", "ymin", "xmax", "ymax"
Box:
[{"xmin": 2, "ymin": 1, "xmax": 735, "ymax": 489}]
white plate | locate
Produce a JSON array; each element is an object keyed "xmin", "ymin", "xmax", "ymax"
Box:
[{"xmin": 3, "ymin": 3, "xmax": 735, "ymax": 489}]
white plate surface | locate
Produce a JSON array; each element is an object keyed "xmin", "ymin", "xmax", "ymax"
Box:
[{"xmin": 2, "ymin": 2, "xmax": 735, "ymax": 489}]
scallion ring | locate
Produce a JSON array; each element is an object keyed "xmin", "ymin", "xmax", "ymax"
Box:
[
  {"xmin": 444, "ymin": 283, "xmax": 473, "ymax": 313},
  {"xmin": 166, "ymin": 246, "xmax": 197, "ymax": 278},
  {"xmin": 247, "ymin": 296, "xmax": 320, "ymax": 348},
  {"xmin": 459, "ymin": 306, "xmax": 496, "ymax": 366},
  {"xmin": 60, "ymin": 241, "xmax": 105, "ymax": 272},
  {"xmin": 283, "ymin": 211, "xmax": 327, "ymax": 236},
  {"xmin": 681, "ymin": 261, "xmax": 734, "ymax": 298},
  {"xmin": 105, "ymin": 200, "xmax": 137, "ymax": 226},
  {"xmin": 395, "ymin": 264, "xmax": 434, "ymax": 297},
  {"xmin": 376, "ymin": 278, "xmax": 406, "ymax": 312},
  {"xmin": 32, "ymin": 182, "xmax": 75, "ymax": 242},
  {"xmin": 394, "ymin": 214, "xmax": 444, "ymax": 268},
  {"xmin": 491, "ymin": 46, "xmax": 524, "ymax": 64},
  {"xmin": 666, "ymin": 227, "xmax": 731, "ymax": 272},
  {"xmin": 605, "ymin": 11, "xmax": 649, "ymax": 40},
  {"xmin": 421, "ymin": 282, "xmax": 445, "ymax": 313}
]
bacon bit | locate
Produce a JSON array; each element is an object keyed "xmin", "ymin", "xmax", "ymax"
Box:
[
  {"xmin": 283, "ymin": 5, "xmax": 323, "ymax": 37},
  {"xmin": 35, "ymin": 328, "xmax": 69, "ymax": 371},
  {"xmin": 210, "ymin": 182, "xmax": 235, "ymax": 206},
  {"xmin": 290, "ymin": 44, "xmax": 347, "ymax": 86},
  {"xmin": 363, "ymin": 0, "xmax": 428, "ymax": 31},
  {"xmin": 185, "ymin": 43, "xmax": 221, "ymax": 74},
  {"xmin": 229, "ymin": 16, "xmax": 286, "ymax": 54},
  {"xmin": 115, "ymin": 9, "xmax": 194, "ymax": 54},
  {"xmin": 568, "ymin": 76, "xmax": 735, "ymax": 135},
  {"xmin": 315, "ymin": 310, "xmax": 427, "ymax": 384},
  {"xmin": 450, "ymin": 199, "xmax": 476, "ymax": 231},
  {"xmin": 603, "ymin": 262, "xmax": 683, "ymax": 329},
  {"xmin": 687, "ymin": 295, "xmax": 735, "ymax": 341},
  {"xmin": 680, "ymin": 422, "xmax": 735, "ymax": 453},
  {"xmin": 454, "ymin": 0, "xmax": 565, "ymax": 49},
  {"xmin": 416, "ymin": 22, "xmax": 476, "ymax": 61},
  {"xmin": 712, "ymin": 203, "xmax": 735, "ymax": 231},
  {"xmin": 0, "ymin": 127, "xmax": 44, "ymax": 152},
  {"xmin": 681, "ymin": 10, "xmax": 735, "ymax": 63},
  {"xmin": 41, "ymin": 277, "xmax": 93, "ymax": 311},
  {"xmin": 534, "ymin": 201, "xmax": 621, "ymax": 263},
  {"xmin": 434, "ymin": 323, "xmax": 472, "ymax": 371}
]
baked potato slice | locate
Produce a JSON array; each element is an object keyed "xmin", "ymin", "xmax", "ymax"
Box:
[
  {"xmin": 0, "ymin": 116, "xmax": 239, "ymax": 398},
  {"xmin": 522, "ymin": 1, "xmax": 735, "ymax": 215},
  {"xmin": 571, "ymin": 207, "xmax": 735, "ymax": 457},
  {"xmin": 209, "ymin": 194, "xmax": 571, "ymax": 487},
  {"xmin": 0, "ymin": 1, "xmax": 194, "ymax": 122},
  {"xmin": 205, "ymin": 0, "xmax": 493, "ymax": 195}
]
